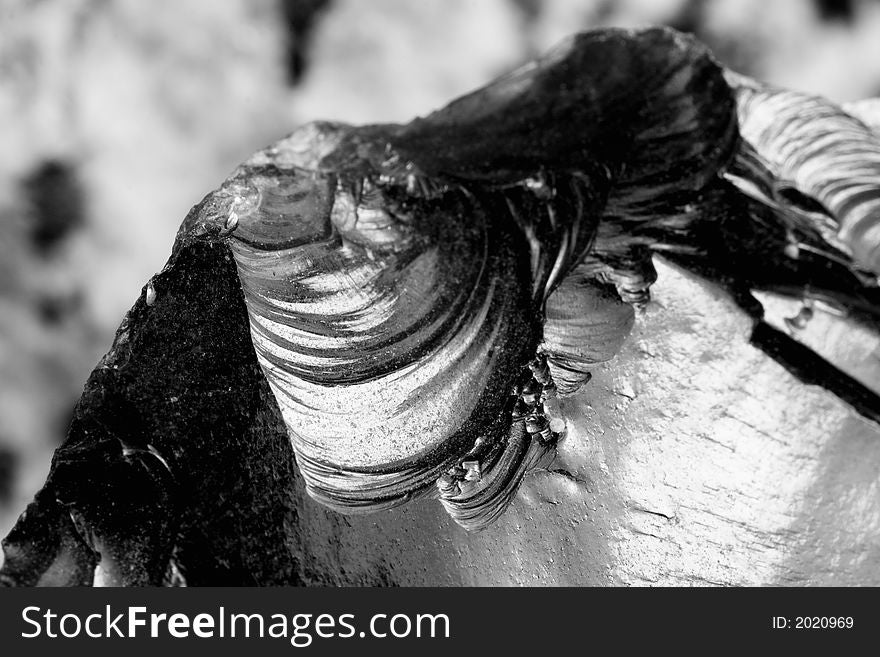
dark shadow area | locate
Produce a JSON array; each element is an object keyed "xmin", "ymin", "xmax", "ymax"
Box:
[
  {"xmin": 814, "ymin": 0, "xmax": 855, "ymax": 23},
  {"xmin": 21, "ymin": 160, "xmax": 85, "ymax": 255},
  {"xmin": 279, "ymin": 0, "xmax": 333, "ymax": 85},
  {"xmin": 0, "ymin": 447, "xmax": 16, "ymax": 506}
]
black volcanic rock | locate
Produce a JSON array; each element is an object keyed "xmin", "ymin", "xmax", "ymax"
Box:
[
  {"xmin": 1, "ymin": 202, "xmax": 302, "ymax": 585},
  {"xmin": 3, "ymin": 27, "xmax": 880, "ymax": 587}
]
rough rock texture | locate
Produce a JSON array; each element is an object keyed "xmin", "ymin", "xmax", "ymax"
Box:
[
  {"xmin": 3, "ymin": 14, "xmax": 880, "ymax": 585},
  {"xmin": 2, "ymin": 181, "xmax": 879, "ymax": 586},
  {"xmin": 0, "ymin": 0, "xmax": 293, "ymax": 545},
  {"xmin": 0, "ymin": 203, "xmax": 302, "ymax": 585}
]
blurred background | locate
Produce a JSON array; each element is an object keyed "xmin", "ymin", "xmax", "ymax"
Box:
[{"xmin": 1, "ymin": 0, "xmax": 880, "ymax": 542}]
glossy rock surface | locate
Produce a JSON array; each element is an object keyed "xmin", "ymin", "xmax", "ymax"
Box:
[
  {"xmin": 224, "ymin": 162, "xmax": 536, "ymax": 512},
  {"xmin": 287, "ymin": 259, "xmax": 880, "ymax": 586},
  {"xmin": 220, "ymin": 27, "xmax": 742, "ymax": 526},
  {"xmin": 3, "ymin": 25, "xmax": 880, "ymax": 585}
]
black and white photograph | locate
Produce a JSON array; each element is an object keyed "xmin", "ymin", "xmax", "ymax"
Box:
[{"xmin": 0, "ymin": 0, "xmax": 879, "ymax": 640}]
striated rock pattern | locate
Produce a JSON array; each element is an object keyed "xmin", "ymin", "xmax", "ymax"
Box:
[{"xmin": 2, "ymin": 27, "xmax": 880, "ymax": 585}]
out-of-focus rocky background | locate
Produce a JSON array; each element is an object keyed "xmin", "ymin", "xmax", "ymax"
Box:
[{"xmin": 1, "ymin": 0, "xmax": 880, "ymax": 565}]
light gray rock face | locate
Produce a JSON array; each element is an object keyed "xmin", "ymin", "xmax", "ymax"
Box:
[{"xmin": 285, "ymin": 260, "xmax": 880, "ymax": 587}]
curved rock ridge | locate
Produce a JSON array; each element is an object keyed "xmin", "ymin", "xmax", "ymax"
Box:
[
  {"xmin": 4, "ymin": 26, "xmax": 880, "ymax": 588},
  {"xmin": 222, "ymin": 27, "xmax": 747, "ymax": 529},
  {"xmin": 728, "ymin": 72, "xmax": 880, "ymax": 278}
]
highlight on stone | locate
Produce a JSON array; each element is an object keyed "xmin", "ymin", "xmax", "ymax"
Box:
[
  {"xmin": 2, "ymin": 24, "xmax": 880, "ymax": 586},
  {"xmin": 219, "ymin": 27, "xmax": 880, "ymax": 530}
]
